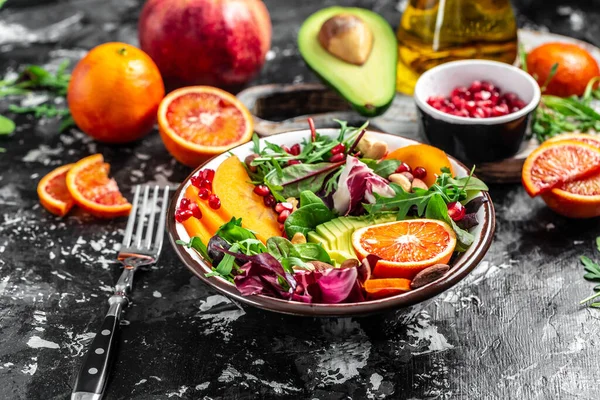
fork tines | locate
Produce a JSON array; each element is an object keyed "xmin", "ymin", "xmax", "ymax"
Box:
[{"xmin": 121, "ymin": 185, "xmax": 170, "ymax": 253}]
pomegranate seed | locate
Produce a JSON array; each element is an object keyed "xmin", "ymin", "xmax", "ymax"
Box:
[
  {"xmin": 198, "ymin": 187, "xmax": 210, "ymax": 199},
  {"xmin": 473, "ymin": 108, "xmax": 486, "ymax": 118},
  {"xmin": 264, "ymin": 194, "xmax": 276, "ymax": 208},
  {"xmin": 200, "ymin": 179, "xmax": 212, "ymax": 190},
  {"xmin": 511, "ymin": 106, "xmax": 521, "ymax": 113},
  {"xmin": 481, "ymin": 81, "xmax": 496, "ymax": 93},
  {"xmin": 290, "ymin": 143, "xmax": 301, "ymax": 156},
  {"xmin": 395, "ymin": 162, "xmax": 412, "ymax": 173},
  {"xmin": 278, "ymin": 223, "xmax": 285, "ymax": 231},
  {"xmin": 469, "ymin": 80, "xmax": 482, "ymax": 92},
  {"xmin": 275, "ymin": 202, "xmax": 293, "ymax": 213},
  {"xmin": 204, "ymin": 169, "xmax": 215, "ymax": 182},
  {"xmin": 188, "ymin": 202, "xmax": 202, "ymax": 219},
  {"xmin": 465, "ymin": 101, "xmax": 477, "ymax": 113},
  {"xmin": 451, "ymin": 86, "xmax": 469, "ymax": 99},
  {"xmin": 281, "ymin": 145, "xmax": 292, "ymax": 154},
  {"xmin": 502, "ymin": 92, "xmax": 518, "ymax": 105},
  {"xmin": 190, "ymin": 175, "xmax": 202, "ymax": 188},
  {"xmin": 491, "ymin": 104, "xmax": 509, "ymax": 117},
  {"xmin": 454, "ymin": 109, "xmax": 470, "ymax": 117},
  {"xmin": 329, "ymin": 153, "xmax": 345, "ymax": 163},
  {"xmin": 476, "ymin": 100, "xmax": 493, "ymax": 109},
  {"xmin": 490, "ymin": 92, "xmax": 500, "ymax": 106},
  {"xmin": 413, "ymin": 167, "xmax": 427, "ymax": 179},
  {"xmin": 512, "ymin": 100, "xmax": 526, "ymax": 110},
  {"xmin": 253, "ymin": 184, "xmax": 270, "ymax": 197},
  {"xmin": 447, "ymin": 201, "xmax": 466, "ymax": 221},
  {"xmin": 331, "ymin": 143, "xmax": 346, "ymax": 155},
  {"xmin": 179, "ymin": 198, "xmax": 191, "ymax": 210},
  {"xmin": 175, "ymin": 209, "xmax": 193, "ymax": 223},
  {"xmin": 277, "ymin": 209, "xmax": 291, "ymax": 223},
  {"xmin": 473, "ymin": 90, "xmax": 491, "ymax": 101},
  {"xmin": 208, "ymin": 194, "xmax": 221, "ymax": 209},
  {"xmin": 287, "ymin": 160, "xmax": 302, "ymax": 166},
  {"xmin": 451, "ymin": 96, "xmax": 465, "ymax": 109}
]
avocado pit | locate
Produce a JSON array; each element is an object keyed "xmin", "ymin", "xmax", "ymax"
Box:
[{"xmin": 318, "ymin": 14, "xmax": 374, "ymax": 66}]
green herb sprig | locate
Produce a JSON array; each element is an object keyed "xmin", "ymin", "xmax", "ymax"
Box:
[{"xmin": 579, "ymin": 237, "xmax": 600, "ymax": 307}]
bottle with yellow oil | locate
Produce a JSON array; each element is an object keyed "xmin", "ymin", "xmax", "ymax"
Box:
[{"xmin": 396, "ymin": 0, "xmax": 518, "ymax": 94}]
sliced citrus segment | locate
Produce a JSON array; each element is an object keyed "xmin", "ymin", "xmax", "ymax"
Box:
[
  {"xmin": 352, "ymin": 219, "xmax": 456, "ymax": 279},
  {"xmin": 364, "ymin": 278, "xmax": 412, "ymax": 300},
  {"xmin": 37, "ymin": 164, "xmax": 75, "ymax": 217},
  {"xmin": 385, "ymin": 144, "xmax": 454, "ymax": 186},
  {"xmin": 212, "ymin": 155, "xmax": 281, "ymax": 243},
  {"xmin": 521, "ymin": 140, "xmax": 600, "ymax": 197},
  {"xmin": 158, "ymin": 86, "xmax": 254, "ymax": 167},
  {"xmin": 544, "ymin": 133, "xmax": 600, "ymax": 148},
  {"xmin": 65, "ymin": 154, "xmax": 132, "ymax": 218},
  {"xmin": 541, "ymin": 171, "xmax": 600, "ymax": 218}
]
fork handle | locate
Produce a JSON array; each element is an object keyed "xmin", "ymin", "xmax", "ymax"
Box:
[{"xmin": 71, "ymin": 295, "xmax": 127, "ymax": 400}]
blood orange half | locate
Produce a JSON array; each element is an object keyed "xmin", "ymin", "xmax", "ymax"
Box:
[
  {"xmin": 158, "ymin": 86, "xmax": 254, "ymax": 167},
  {"xmin": 542, "ymin": 172, "xmax": 600, "ymax": 218},
  {"xmin": 65, "ymin": 154, "xmax": 131, "ymax": 218},
  {"xmin": 352, "ymin": 219, "xmax": 457, "ymax": 279},
  {"xmin": 37, "ymin": 164, "xmax": 75, "ymax": 217},
  {"xmin": 545, "ymin": 133, "xmax": 600, "ymax": 148},
  {"xmin": 521, "ymin": 140, "xmax": 600, "ymax": 197}
]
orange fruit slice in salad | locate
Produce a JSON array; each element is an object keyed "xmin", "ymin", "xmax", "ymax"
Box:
[
  {"xmin": 364, "ymin": 278, "xmax": 412, "ymax": 300},
  {"xmin": 542, "ymin": 171, "xmax": 600, "ymax": 218},
  {"xmin": 385, "ymin": 144, "xmax": 454, "ymax": 187},
  {"xmin": 352, "ymin": 219, "xmax": 456, "ymax": 279},
  {"xmin": 158, "ymin": 86, "xmax": 254, "ymax": 167},
  {"xmin": 37, "ymin": 164, "xmax": 75, "ymax": 217},
  {"xmin": 65, "ymin": 154, "xmax": 132, "ymax": 218},
  {"xmin": 521, "ymin": 140, "xmax": 600, "ymax": 197}
]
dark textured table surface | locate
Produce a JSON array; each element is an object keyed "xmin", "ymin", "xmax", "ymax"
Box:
[{"xmin": 2, "ymin": 1, "xmax": 600, "ymax": 399}]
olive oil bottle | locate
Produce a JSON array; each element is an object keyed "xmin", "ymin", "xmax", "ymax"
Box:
[{"xmin": 396, "ymin": 0, "xmax": 518, "ymax": 94}]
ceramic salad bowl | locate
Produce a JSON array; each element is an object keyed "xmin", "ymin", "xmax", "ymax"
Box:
[{"xmin": 167, "ymin": 128, "xmax": 496, "ymax": 317}]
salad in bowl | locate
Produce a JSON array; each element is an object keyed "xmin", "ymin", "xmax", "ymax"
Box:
[{"xmin": 168, "ymin": 120, "xmax": 495, "ymax": 316}]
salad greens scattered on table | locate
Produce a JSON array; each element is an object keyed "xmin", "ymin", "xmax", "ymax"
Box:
[
  {"xmin": 179, "ymin": 119, "xmax": 490, "ymax": 304},
  {"xmin": 579, "ymin": 236, "xmax": 600, "ymax": 308}
]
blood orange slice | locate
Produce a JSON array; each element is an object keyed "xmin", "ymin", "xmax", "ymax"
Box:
[
  {"xmin": 158, "ymin": 86, "xmax": 254, "ymax": 167},
  {"xmin": 352, "ymin": 219, "xmax": 457, "ymax": 279},
  {"xmin": 545, "ymin": 133, "xmax": 600, "ymax": 148},
  {"xmin": 37, "ymin": 164, "xmax": 75, "ymax": 216},
  {"xmin": 65, "ymin": 154, "xmax": 131, "ymax": 218},
  {"xmin": 521, "ymin": 140, "xmax": 600, "ymax": 197},
  {"xmin": 542, "ymin": 172, "xmax": 600, "ymax": 218}
]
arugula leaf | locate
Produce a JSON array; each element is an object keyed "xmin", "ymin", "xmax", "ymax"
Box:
[
  {"xmin": 176, "ymin": 237, "xmax": 210, "ymax": 261},
  {"xmin": 252, "ymin": 133, "xmax": 260, "ymax": 153},
  {"xmin": 361, "ymin": 159, "xmax": 401, "ymax": 178},
  {"xmin": 364, "ymin": 183, "xmax": 431, "ymax": 219},
  {"xmin": 0, "ymin": 115, "xmax": 15, "ymax": 135}
]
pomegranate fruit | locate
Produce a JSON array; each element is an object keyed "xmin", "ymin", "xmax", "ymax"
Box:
[{"xmin": 138, "ymin": 0, "xmax": 272, "ymax": 89}]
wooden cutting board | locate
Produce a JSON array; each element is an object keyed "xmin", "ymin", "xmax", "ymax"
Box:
[{"xmin": 237, "ymin": 29, "xmax": 600, "ymax": 184}]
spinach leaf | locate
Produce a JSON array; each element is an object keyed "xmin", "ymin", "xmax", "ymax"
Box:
[
  {"xmin": 266, "ymin": 236, "xmax": 300, "ymax": 260},
  {"xmin": 284, "ymin": 203, "xmax": 335, "ymax": 238},
  {"xmin": 299, "ymin": 191, "xmax": 324, "ymax": 207},
  {"xmin": 361, "ymin": 159, "xmax": 401, "ymax": 178},
  {"xmin": 425, "ymin": 194, "xmax": 474, "ymax": 252},
  {"xmin": 264, "ymin": 162, "xmax": 343, "ymax": 198},
  {"xmin": 216, "ymin": 217, "xmax": 256, "ymax": 243},
  {"xmin": 294, "ymin": 243, "xmax": 332, "ymax": 263}
]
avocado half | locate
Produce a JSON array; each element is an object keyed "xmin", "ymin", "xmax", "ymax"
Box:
[{"xmin": 298, "ymin": 7, "xmax": 398, "ymax": 117}]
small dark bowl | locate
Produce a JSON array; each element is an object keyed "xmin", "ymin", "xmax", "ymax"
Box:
[{"xmin": 414, "ymin": 60, "xmax": 541, "ymax": 163}]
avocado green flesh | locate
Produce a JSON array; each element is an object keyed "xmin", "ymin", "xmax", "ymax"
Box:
[
  {"xmin": 298, "ymin": 7, "xmax": 398, "ymax": 117},
  {"xmin": 308, "ymin": 214, "xmax": 397, "ymax": 261}
]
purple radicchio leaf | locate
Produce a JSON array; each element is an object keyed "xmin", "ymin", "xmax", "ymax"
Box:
[
  {"xmin": 465, "ymin": 196, "xmax": 488, "ymax": 214},
  {"xmin": 456, "ymin": 197, "xmax": 488, "ymax": 230},
  {"xmin": 292, "ymin": 264, "xmax": 361, "ymax": 304},
  {"xmin": 332, "ymin": 157, "xmax": 395, "ymax": 215},
  {"xmin": 217, "ymin": 248, "xmax": 295, "ymax": 299}
]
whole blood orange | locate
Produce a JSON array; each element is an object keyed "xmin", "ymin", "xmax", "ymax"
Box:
[
  {"xmin": 65, "ymin": 154, "xmax": 132, "ymax": 218},
  {"xmin": 527, "ymin": 42, "xmax": 600, "ymax": 97},
  {"xmin": 521, "ymin": 140, "xmax": 600, "ymax": 197},
  {"xmin": 37, "ymin": 164, "xmax": 75, "ymax": 217},
  {"xmin": 158, "ymin": 86, "xmax": 254, "ymax": 167},
  {"xmin": 352, "ymin": 219, "xmax": 456, "ymax": 279},
  {"xmin": 67, "ymin": 42, "xmax": 165, "ymax": 143}
]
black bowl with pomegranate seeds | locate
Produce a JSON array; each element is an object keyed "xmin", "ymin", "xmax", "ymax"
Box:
[{"xmin": 414, "ymin": 60, "xmax": 541, "ymax": 163}]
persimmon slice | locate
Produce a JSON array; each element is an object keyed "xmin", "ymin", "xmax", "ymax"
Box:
[
  {"xmin": 158, "ymin": 86, "xmax": 254, "ymax": 167},
  {"xmin": 522, "ymin": 140, "xmax": 600, "ymax": 197},
  {"xmin": 352, "ymin": 219, "xmax": 456, "ymax": 279},
  {"xmin": 364, "ymin": 278, "xmax": 412, "ymax": 300},
  {"xmin": 37, "ymin": 164, "xmax": 75, "ymax": 217},
  {"xmin": 65, "ymin": 154, "xmax": 131, "ymax": 218}
]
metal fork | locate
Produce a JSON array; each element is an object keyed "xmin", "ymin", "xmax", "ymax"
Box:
[{"xmin": 72, "ymin": 185, "xmax": 170, "ymax": 400}]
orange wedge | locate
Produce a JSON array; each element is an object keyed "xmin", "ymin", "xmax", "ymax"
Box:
[
  {"xmin": 521, "ymin": 140, "xmax": 600, "ymax": 197},
  {"xmin": 158, "ymin": 86, "xmax": 254, "ymax": 167},
  {"xmin": 65, "ymin": 154, "xmax": 131, "ymax": 218},
  {"xmin": 37, "ymin": 164, "xmax": 75, "ymax": 216},
  {"xmin": 352, "ymin": 219, "xmax": 456, "ymax": 279}
]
